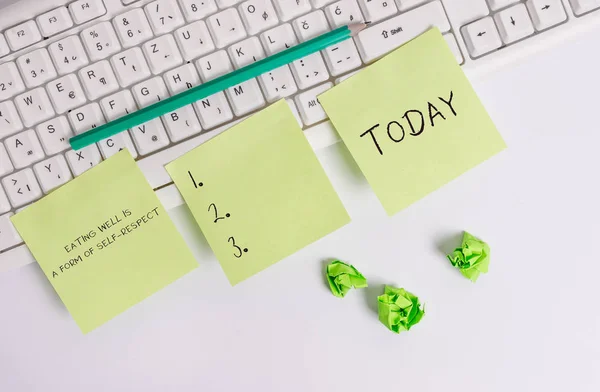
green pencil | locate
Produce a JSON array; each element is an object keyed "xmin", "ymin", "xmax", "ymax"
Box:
[{"xmin": 70, "ymin": 23, "xmax": 367, "ymax": 150}]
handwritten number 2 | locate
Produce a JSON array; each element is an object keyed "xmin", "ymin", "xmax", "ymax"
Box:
[
  {"xmin": 228, "ymin": 237, "xmax": 243, "ymax": 258},
  {"xmin": 208, "ymin": 203, "xmax": 230, "ymax": 223}
]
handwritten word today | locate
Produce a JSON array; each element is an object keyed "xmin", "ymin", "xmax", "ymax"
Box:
[{"xmin": 360, "ymin": 90, "xmax": 457, "ymax": 155}]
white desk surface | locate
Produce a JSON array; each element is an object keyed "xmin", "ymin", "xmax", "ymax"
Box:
[{"xmin": 1, "ymin": 33, "xmax": 600, "ymax": 392}]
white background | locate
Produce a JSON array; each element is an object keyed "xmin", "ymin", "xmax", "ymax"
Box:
[{"xmin": 1, "ymin": 27, "xmax": 600, "ymax": 392}]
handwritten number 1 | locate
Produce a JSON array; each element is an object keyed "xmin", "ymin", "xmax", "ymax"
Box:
[{"xmin": 228, "ymin": 236, "xmax": 243, "ymax": 258}]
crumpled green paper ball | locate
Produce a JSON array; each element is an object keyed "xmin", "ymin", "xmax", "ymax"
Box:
[
  {"xmin": 326, "ymin": 260, "xmax": 368, "ymax": 298},
  {"xmin": 447, "ymin": 231, "xmax": 490, "ymax": 282},
  {"xmin": 377, "ymin": 286, "xmax": 425, "ymax": 334}
]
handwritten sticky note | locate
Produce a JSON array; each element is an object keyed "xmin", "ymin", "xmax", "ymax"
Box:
[
  {"xmin": 319, "ymin": 29, "xmax": 506, "ymax": 216},
  {"xmin": 166, "ymin": 100, "xmax": 350, "ymax": 285},
  {"xmin": 11, "ymin": 151, "xmax": 197, "ymax": 333}
]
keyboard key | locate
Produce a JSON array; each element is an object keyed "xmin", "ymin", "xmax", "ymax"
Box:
[
  {"xmin": 487, "ymin": 0, "xmax": 519, "ymax": 10},
  {"xmin": 17, "ymin": 49, "xmax": 58, "ymax": 89},
  {"xmin": 81, "ymin": 22, "xmax": 122, "ymax": 61},
  {"xmin": 463, "ymin": 16, "xmax": 503, "ymax": 57},
  {"xmin": 228, "ymin": 36, "xmax": 265, "ymax": 68},
  {"xmin": 310, "ymin": 0, "xmax": 336, "ymax": 8},
  {"xmin": 33, "ymin": 155, "xmax": 72, "ymax": 193},
  {"xmin": 216, "ymin": 0, "xmax": 243, "ymax": 7},
  {"xmin": 0, "ymin": 189, "xmax": 10, "ymax": 214},
  {"xmin": 132, "ymin": 76, "xmax": 169, "ymax": 106},
  {"xmin": 70, "ymin": 0, "xmax": 107, "ymax": 24},
  {"xmin": 444, "ymin": 33, "xmax": 464, "ymax": 64},
  {"xmin": 4, "ymin": 130, "xmax": 45, "ymax": 169},
  {"xmin": 395, "ymin": 0, "xmax": 430, "ymax": 11},
  {"xmin": 145, "ymin": 0, "xmax": 186, "ymax": 34},
  {"xmin": 49, "ymin": 36, "xmax": 90, "ymax": 75},
  {"xmin": 226, "ymin": 79, "xmax": 266, "ymax": 115},
  {"xmin": 570, "ymin": 0, "xmax": 600, "ymax": 15},
  {"xmin": 293, "ymin": 10, "xmax": 329, "ymax": 42},
  {"xmin": 273, "ymin": 0, "xmax": 311, "ymax": 22},
  {"xmin": 295, "ymin": 82, "xmax": 332, "ymax": 125},
  {"xmin": 15, "ymin": 88, "xmax": 55, "ymax": 128},
  {"xmin": 143, "ymin": 34, "xmax": 183, "ymax": 74},
  {"xmin": 494, "ymin": 3, "xmax": 534, "ymax": 44},
  {"xmin": 0, "ymin": 34, "xmax": 9, "ymax": 57},
  {"xmin": 357, "ymin": 0, "xmax": 397, "ymax": 24},
  {"xmin": 5, "ymin": 20, "xmax": 42, "ymax": 51},
  {"xmin": 207, "ymin": 9, "xmax": 247, "ymax": 48},
  {"xmin": 98, "ymin": 91, "xmax": 139, "ymax": 158},
  {"xmin": 285, "ymin": 98, "xmax": 302, "ymax": 126},
  {"xmin": 196, "ymin": 50, "xmax": 233, "ymax": 81},
  {"xmin": 193, "ymin": 92, "xmax": 233, "ymax": 129},
  {"xmin": 113, "ymin": 8, "xmax": 154, "ymax": 48},
  {"xmin": 322, "ymin": 39, "xmax": 361, "ymax": 76},
  {"xmin": 0, "ymin": 63, "xmax": 25, "ymax": 101},
  {"xmin": 35, "ymin": 116, "xmax": 73, "ymax": 155},
  {"xmin": 163, "ymin": 106, "xmax": 202, "ymax": 141},
  {"xmin": 0, "ymin": 101, "xmax": 23, "ymax": 138},
  {"xmin": 2, "ymin": 168, "xmax": 42, "ymax": 208},
  {"xmin": 110, "ymin": 47, "xmax": 152, "ymax": 86},
  {"xmin": 130, "ymin": 119, "xmax": 170, "ymax": 155},
  {"xmin": 290, "ymin": 52, "xmax": 329, "ymax": 89},
  {"xmin": 68, "ymin": 102, "xmax": 105, "ymax": 134},
  {"xmin": 239, "ymin": 0, "xmax": 279, "ymax": 35},
  {"xmin": 0, "ymin": 213, "xmax": 23, "ymax": 250},
  {"xmin": 0, "ymin": 144, "xmax": 15, "ymax": 177},
  {"xmin": 260, "ymin": 23, "xmax": 298, "ymax": 55},
  {"xmin": 65, "ymin": 145, "xmax": 102, "ymax": 176},
  {"xmin": 355, "ymin": 0, "xmax": 451, "ymax": 62},
  {"xmin": 175, "ymin": 21, "xmax": 215, "ymax": 61},
  {"xmin": 526, "ymin": 0, "xmax": 567, "ymax": 31},
  {"xmin": 47, "ymin": 74, "xmax": 87, "ymax": 114},
  {"xmin": 164, "ymin": 63, "xmax": 201, "ymax": 93},
  {"xmin": 37, "ymin": 7, "xmax": 74, "ymax": 37},
  {"xmin": 179, "ymin": 0, "xmax": 219, "ymax": 21},
  {"xmin": 79, "ymin": 60, "xmax": 120, "ymax": 100},
  {"xmin": 258, "ymin": 65, "xmax": 297, "ymax": 102},
  {"xmin": 325, "ymin": 0, "xmax": 364, "ymax": 28}
]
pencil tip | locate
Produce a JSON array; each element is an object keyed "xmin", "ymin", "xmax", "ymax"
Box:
[{"xmin": 348, "ymin": 23, "xmax": 368, "ymax": 36}]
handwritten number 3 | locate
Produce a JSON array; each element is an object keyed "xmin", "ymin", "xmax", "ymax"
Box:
[{"xmin": 228, "ymin": 236, "xmax": 248, "ymax": 258}]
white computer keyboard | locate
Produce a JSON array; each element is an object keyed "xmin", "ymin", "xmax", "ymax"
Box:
[{"xmin": 0, "ymin": 0, "xmax": 599, "ymax": 271}]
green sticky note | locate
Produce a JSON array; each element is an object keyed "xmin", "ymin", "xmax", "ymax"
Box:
[
  {"xmin": 166, "ymin": 100, "xmax": 350, "ymax": 285},
  {"xmin": 11, "ymin": 151, "xmax": 197, "ymax": 333},
  {"xmin": 319, "ymin": 29, "xmax": 507, "ymax": 216}
]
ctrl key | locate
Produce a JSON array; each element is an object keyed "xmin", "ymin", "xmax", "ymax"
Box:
[{"xmin": 0, "ymin": 213, "xmax": 23, "ymax": 251}]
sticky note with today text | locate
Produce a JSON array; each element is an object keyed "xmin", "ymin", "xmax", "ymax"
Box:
[
  {"xmin": 319, "ymin": 29, "xmax": 506, "ymax": 215},
  {"xmin": 11, "ymin": 150, "xmax": 198, "ymax": 333}
]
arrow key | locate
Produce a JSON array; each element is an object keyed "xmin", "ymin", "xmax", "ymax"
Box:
[
  {"xmin": 526, "ymin": 0, "xmax": 567, "ymax": 31},
  {"xmin": 462, "ymin": 16, "xmax": 502, "ymax": 58},
  {"xmin": 2, "ymin": 168, "xmax": 42, "ymax": 208},
  {"xmin": 494, "ymin": 4, "xmax": 534, "ymax": 44}
]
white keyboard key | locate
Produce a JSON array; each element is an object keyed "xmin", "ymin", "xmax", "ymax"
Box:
[
  {"xmin": 193, "ymin": 92, "xmax": 234, "ymax": 129},
  {"xmin": 487, "ymin": 0, "xmax": 519, "ymax": 11},
  {"xmin": 110, "ymin": 47, "xmax": 152, "ymax": 86},
  {"xmin": 48, "ymin": 36, "xmax": 90, "ymax": 75},
  {"xmin": 196, "ymin": 50, "xmax": 233, "ymax": 81},
  {"xmin": 239, "ymin": 0, "xmax": 279, "ymax": 35},
  {"xmin": 285, "ymin": 98, "xmax": 302, "ymax": 126},
  {"xmin": 395, "ymin": 0, "xmax": 430, "ymax": 11},
  {"xmin": 356, "ymin": 1, "xmax": 451, "ymax": 62},
  {"xmin": 132, "ymin": 76, "xmax": 169, "ymax": 106},
  {"xmin": 145, "ymin": 0, "xmax": 186, "ymax": 34},
  {"xmin": 113, "ymin": 8, "xmax": 154, "ymax": 48},
  {"xmin": 0, "ymin": 213, "xmax": 22, "ymax": 249},
  {"xmin": 130, "ymin": 119, "xmax": 170, "ymax": 155},
  {"xmin": 164, "ymin": 63, "xmax": 201, "ymax": 93},
  {"xmin": 259, "ymin": 65, "xmax": 298, "ymax": 102},
  {"xmin": 35, "ymin": 116, "xmax": 73, "ymax": 155},
  {"xmin": 68, "ymin": 102, "xmax": 105, "ymax": 134},
  {"xmin": 33, "ymin": 155, "xmax": 72, "ymax": 193},
  {"xmin": 207, "ymin": 9, "xmax": 247, "ymax": 48},
  {"xmin": 293, "ymin": 10, "xmax": 329, "ymax": 42},
  {"xmin": 322, "ymin": 39, "xmax": 361, "ymax": 76},
  {"xmin": 357, "ymin": 0, "xmax": 397, "ymax": 24},
  {"xmin": 5, "ymin": 21, "xmax": 42, "ymax": 51},
  {"xmin": 228, "ymin": 36, "xmax": 265, "ymax": 68},
  {"xmin": 216, "ymin": 0, "xmax": 243, "ymax": 8},
  {"xmin": 2, "ymin": 169, "xmax": 42, "ymax": 208},
  {"xmin": 325, "ymin": 0, "xmax": 364, "ymax": 28},
  {"xmin": 0, "ymin": 101, "xmax": 23, "ymax": 138},
  {"xmin": 494, "ymin": 4, "xmax": 534, "ymax": 44},
  {"xmin": 0, "ymin": 190, "xmax": 10, "ymax": 214},
  {"xmin": 463, "ymin": 16, "xmax": 503, "ymax": 57},
  {"xmin": 65, "ymin": 145, "xmax": 102, "ymax": 176},
  {"xmin": 81, "ymin": 22, "xmax": 122, "ymax": 61},
  {"xmin": 0, "ymin": 63, "xmax": 25, "ymax": 101},
  {"xmin": 175, "ymin": 21, "xmax": 215, "ymax": 61},
  {"xmin": 570, "ymin": 0, "xmax": 600, "ymax": 15},
  {"xmin": 179, "ymin": 0, "xmax": 219, "ymax": 21},
  {"xmin": 70, "ymin": 0, "xmax": 107, "ymax": 24},
  {"xmin": 311, "ymin": 0, "xmax": 336, "ymax": 8},
  {"xmin": 143, "ymin": 34, "xmax": 183, "ymax": 74},
  {"xmin": 0, "ymin": 144, "xmax": 14, "ymax": 177},
  {"xmin": 47, "ymin": 74, "xmax": 87, "ymax": 114},
  {"xmin": 17, "ymin": 49, "xmax": 57, "ymax": 89},
  {"xmin": 273, "ymin": 0, "xmax": 311, "ymax": 22},
  {"xmin": 163, "ymin": 106, "xmax": 202, "ymax": 141},
  {"xmin": 226, "ymin": 79, "xmax": 266, "ymax": 115},
  {"xmin": 444, "ymin": 33, "xmax": 464, "ymax": 64},
  {"xmin": 98, "ymin": 91, "xmax": 139, "ymax": 158},
  {"xmin": 0, "ymin": 34, "xmax": 9, "ymax": 58},
  {"xmin": 5, "ymin": 130, "xmax": 45, "ymax": 169},
  {"xmin": 526, "ymin": 0, "xmax": 567, "ymax": 31},
  {"xmin": 260, "ymin": 23, "xmax": 298, "ymax": 55},
  {"xmin": 79, "ymin": 60, "xmax": 119, "ymax": 100},
  {"xmin": 37, "ymin": 7, "xmax": 74, "ymax": 37},
  {"xmin": 295, "ymin": 82, "xmax": 332, "ymax": 125},
  {"xmin": 290, "ymin": 52, "xmax": 329, "ymax": 89},
  {"xmin": 15, "ymin": 88, "xmax": 55, "ymax": 128}
]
